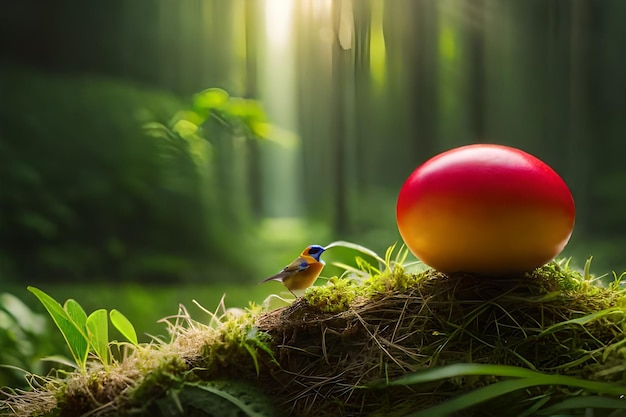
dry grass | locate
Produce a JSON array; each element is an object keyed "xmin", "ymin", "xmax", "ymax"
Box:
[
  {"xmin": 255, "ymin": 264, "xmax": 626, "ymax": 416},
  {"xmin": 2, "ymin": 262, "xmax": 626, "ymax": 417}
]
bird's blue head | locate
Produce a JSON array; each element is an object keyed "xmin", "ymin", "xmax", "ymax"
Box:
[{"xmin": 303, "ymin": 245, "xmax": 326, "ymax": 261}]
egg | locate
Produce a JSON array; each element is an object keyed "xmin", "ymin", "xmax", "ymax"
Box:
[{"xmin": 396, "ymin": 144, "xmax": 575, "ymax": 275}]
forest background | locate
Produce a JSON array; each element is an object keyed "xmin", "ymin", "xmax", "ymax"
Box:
[{"xmin": 1, "ymin": 0, "xmax": 625, "ymax": 386}]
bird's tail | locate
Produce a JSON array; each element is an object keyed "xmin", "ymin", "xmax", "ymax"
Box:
[{"xmin": 258, "ymin": 272, "xmax": 285, "ymax": 285}]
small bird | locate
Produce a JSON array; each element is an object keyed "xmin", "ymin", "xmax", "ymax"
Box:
[{"xmin": 259, "ymin": 245, "xmax": 326, "ymax": 296}]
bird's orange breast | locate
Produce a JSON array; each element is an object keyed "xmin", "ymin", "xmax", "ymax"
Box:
[{"xmin": 282, "ymin": 261, "xmax": 324, "ymax": 290}]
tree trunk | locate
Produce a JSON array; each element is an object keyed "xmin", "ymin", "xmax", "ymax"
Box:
[{"xmin": 331, "ymin": 0, "xmax": 351, "ymax": 235}]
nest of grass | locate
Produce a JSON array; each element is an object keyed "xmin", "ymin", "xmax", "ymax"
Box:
[
  {"xmin": 255, "ymin": 263, "xmax": 626, "ymax": 416},
  {"xmin": 2, "ymin": 261, "xmax": 626, "ymax": 417}
]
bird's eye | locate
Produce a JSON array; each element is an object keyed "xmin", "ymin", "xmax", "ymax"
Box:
[{"xmin": 308, "ymin": 246, "xmax": 324, "ymax": 255}]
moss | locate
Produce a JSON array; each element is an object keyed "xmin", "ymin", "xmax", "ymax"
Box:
[
  {"xmin": 256, "ymin": 260, "xmax": 626, "ymax": 416},
  {"xmin": 3, "ymin": 259, "xmax": 626, "ymax": 417},
  {"xmin": 304, "ymin": 277, "xmax": 360, "ymax": 313}
]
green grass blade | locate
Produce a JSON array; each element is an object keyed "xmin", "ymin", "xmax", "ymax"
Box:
[
  {"xmin": 389, "ymin": 364, "xmax": 626, "ymax": 417},
  {"xmin": 384, "ymin": 243, "xmax": 398, "ymax": 270},
  {"xmin": 388, "ymin": 364, "xmax": 625, "ymax": 395},
  {"xmin": 516, "ymin": 395, "xmax": 551, "ymax": 417},
  {"xmin": 331, "ymin": 261, "xmax": 369, "ymax": 277},
  {"xmin": 39, "ymin": 355, "xmax": 79, "ymax": 369},
  {"xmin": 406, "ymin": 378, "xmax": 536, "ymax": 417},
  {"xmin": 27, "ymin": 287, "xmax": 89, "ymax": 371},
  {"xmin": 355, "ymin": 256, "xmax": 380, "ymax": 275},
  {"xmin": 86, "ymin": 309, "xmax": 109, "ymax": 366},
  {"xmin": 407, "ymin": 376, "xmax": 625, "ymax": 417},
  {"xmin": 242, "ymin": 343, "xmax": 260, "ymax": 376},
  {"xmin": 184, "ymin": 382, "xmax": 271, "ymax": 417},
  {"xmin": 583, "ymin": 256, "xmax": 593, "ymax": 280},
  {"xmin": 536, "ymin": 396, "xmax": 626, "ymax": 415},
  {"xmin": 385, "ymin": 363, "xmax": 539, "ymax": 386},
  {"xmin": 110, "ymin": 309, "xmax": 138, "ymax": 346},
  {"xmin": 393, "ymin": 244, "xmax": 410, "ymax": 266},
  {"xmin": 540, "ymin": 307, "xmax": 621, "ymax": 336},
  {"xmin": 323, "ymin": 240, "xmax": 386, "ymax": 270}
]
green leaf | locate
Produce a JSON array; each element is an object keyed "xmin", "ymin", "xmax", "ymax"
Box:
[
  {"xmin": 388, "ymin": 364, "xmax": 626, "ymax": 394},
  {"xmin": 254, "ymin": 123, "xmax": 298, "ymax": 147},
  {"xmin": 249, "ymin": 121, "xmax": 270, "ymax": 139},
  {"xmin": 40, "ymin": 355, "xmax": 80, "ymax": 369},
  {"xmin": 406, "ymin": 377, "xmax": 626, "ymax": 417},
  {"xmin": 0, "ymin": 292, "xmax": 46, "ymax": 334},
  {"xmin": 64, "ymin": 299, "xmax": 88, "ymax": 332},
  {"xmin": 86, "ymin": 309, "xmax": 109, "ymax": 365},
  {"xmin": 27, "ymin": 287, "xmax": 89, "ymax": 371},
  {"xmin": 172, "ymin": 109, "xmax": 205, "ymax": 126},
  {"xmin": 536, "ymin": 396, "xmax": 626, "ymax": 415},
  {"xmin": 180, "ymin": 381, "xmax": 275, "ymax": 417},
  {"xmin": 223, "ymin": 97, "xmax": 258, "ymax": 118},
  {"xmin": 386, "ymin": 363, "xmax": 538, "ymax": 386},
  {"xmin": 406, "ymin": 378, "xmax": 536, "ymax": 417},
  {"xmin": 193, "ymin": 88, "xmax": 229, "ymax": 112},
  {"xmin": 172, "ymin": 119, "xmax": 199, "ymax": 139},
  {"xmin": 110, "ymin": 309, "xmax": 138, "ymax": 346},
  {"xmin": 387, "ymin": 364, "xmax": 626, "ymax": 417},
  {"xmin": 242, "ymin": 343, "xmax": 260, "ymax": 376}
]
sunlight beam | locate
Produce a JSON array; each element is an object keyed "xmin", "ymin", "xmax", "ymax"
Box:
[{"xmin": 264, "ymin": 0, "xmax": 294, "ymax": 49}]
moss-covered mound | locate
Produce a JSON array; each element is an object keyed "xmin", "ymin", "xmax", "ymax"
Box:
[{"xmin": 2, "ymin": 261, "xmax": 626, "ymax": 417}]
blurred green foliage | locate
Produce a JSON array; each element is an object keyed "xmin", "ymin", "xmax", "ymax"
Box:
[
  {"xmin": 0, "ymin": 68, "xmax": 264, "ymax": 283},
  {"xmin": 4, "ymin": 282, "xmax": 277, "ymax": 345},
  {"xmin": 0, "ymin": 292, "xmax": 56, "ymax": 387},
  {"xmin": 0, "ymin": 282, "xmax": 277, "ymax": 386}
]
